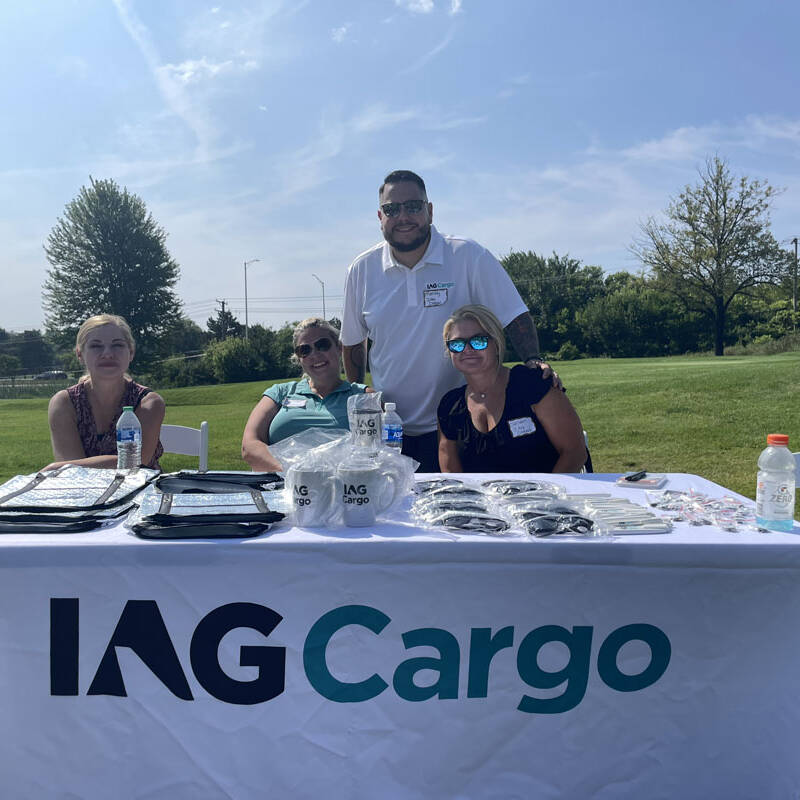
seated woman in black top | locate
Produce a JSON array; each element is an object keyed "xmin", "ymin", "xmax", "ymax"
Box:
[{"xmin": 437, "ymin": 304, "xmax": 588, "ymax": 473}]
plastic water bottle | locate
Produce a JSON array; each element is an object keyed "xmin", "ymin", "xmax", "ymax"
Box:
[
  {"xmin": 382, "ymin": 402, "xmax": 403, "ymax": 450},
  {"xmin": 756, "ymin": 433, "xmax": 796, "ymax": 532},
  {"xmin": 116, "ymin": 406, "xmax": 142, "ymax": 470}
]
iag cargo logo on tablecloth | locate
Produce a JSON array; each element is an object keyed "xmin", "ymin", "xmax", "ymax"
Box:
[{"xmin": 49, "ymin": 599, "xmax": 670, "ymax": 713}]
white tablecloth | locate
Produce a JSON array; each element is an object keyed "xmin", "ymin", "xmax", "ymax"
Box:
[{"xmin": 1, "ymin": 473, "xmax": 799, "ymax": 799}]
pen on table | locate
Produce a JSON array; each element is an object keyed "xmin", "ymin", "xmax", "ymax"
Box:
[{"xmin": 624, "ymin": 470, "xmax": 647, "ymax": 482}]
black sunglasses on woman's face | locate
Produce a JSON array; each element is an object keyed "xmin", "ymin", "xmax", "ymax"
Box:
[{"xmin": 294, "ymin": 337, "xmax": 334, "ymax": 358}]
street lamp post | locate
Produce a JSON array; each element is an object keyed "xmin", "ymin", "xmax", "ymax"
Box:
[
  {"xmin": 312, "ymin": 273, "xmax": 326, "ymax": 319},
  {"xmin": 243, "ymin": 258, "xmax": 260, "ymax": 340}
]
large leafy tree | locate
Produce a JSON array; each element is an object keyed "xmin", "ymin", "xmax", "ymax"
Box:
[
  {"xmin": 632, "ymin": 157, "xmax": 789, "ymax": 356},
  {"xmin": 43, "ymin": 177, "xmax": 181, "ymax": 366},
  {"xmin": 502, "ymin": 251, "xmax": 606, "ymax": 354},
  {"xmin": 577, "ymin": 276, "xmax": 704, "ymax": 357}
]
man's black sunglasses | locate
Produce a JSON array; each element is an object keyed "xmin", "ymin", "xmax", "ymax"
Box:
[
  {"xmin": 380, "ymin": 199, "xmax": 426, "ymax": 218},
  {"xmin": 294, "ymin": 337, "xmax": 334, "ymax": 358},
  {"xmin": 447, "ymin": 335, "xmax": 490, "ymax": 353}
]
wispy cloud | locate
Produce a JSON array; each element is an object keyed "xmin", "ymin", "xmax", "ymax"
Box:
[
  {"xmin": 395, "ymin": 0, "xmax": 435, "ymax": 12},
  {"xmin": 423, "ymin": 115, "xmax": 487, "ymax": 131},
  {"xmin": 400, "ymin": 29, "xmax": 455, "ymax": 74},
  {"xmin": 739, "ymin": 115, "xmax": 800, "ymax": 147},
  {"xmin": 622, "ymin": 126, "xmax": 717, "ymax": 162},
  {"xmin": 273, "ymin": 112, "xmax": 347, "ymax": 199},
  {"xmin": 111, "ymin": 0, "xmax": 219, "ymax": 155},
  {"xmin": 442, "ymin": 115, "xmax": 800, "ymax": 269},
  {"xmin": 620, "ymin": 116, "xmax": 800, "ymax": 163},
  {"xmin": 267, "ymin": 103, "xmax": 488, "ymax": 199},
  {"xmin": 161, "ymin": 57, "xmax": 235, "ymax": 84},
  {"xmin": 449, "ymin": 0, "xmax": 463, "ymax": 15},
  {"xmin": 351, "ymin": 104, "xmax": 421, "ymax": 133},
  {"xmin": 498, "ymin": 73, "xmax": 530, "ymax": 99},
  {"xmin": 331, "ymin": 22, "xmax": 352, "ymax": 43}
]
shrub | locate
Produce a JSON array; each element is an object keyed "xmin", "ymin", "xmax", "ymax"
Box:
[{"xmin": 556, "ymin": 342, "xmax": 581, "ymax": 361}]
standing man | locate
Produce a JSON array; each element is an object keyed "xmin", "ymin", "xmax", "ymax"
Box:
[{"xmin": 341, "ymin": 170, "xmax": 550, "ymax": 472}]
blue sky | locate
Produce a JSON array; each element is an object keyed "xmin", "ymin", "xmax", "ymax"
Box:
[{"xmin": 3, "ymin": 0, "xmax": 799, "ymax": 332}]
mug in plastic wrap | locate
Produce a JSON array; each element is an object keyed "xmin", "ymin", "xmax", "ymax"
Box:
[{"xmin": 285, "ymin": 465, "xmax": 336, "ymax": 527}]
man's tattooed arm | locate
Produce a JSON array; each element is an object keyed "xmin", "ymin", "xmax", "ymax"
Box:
[
  {"xmin": 343, "ymin": 340, "xmax": 368, "ymax": 384},
  {"xmin": 504, "ymin": 312, "xmax": 563, "ymax": 389},
  {"xmin": 504, "ymin": 312, "xmax": 541, "ymax": 362}
]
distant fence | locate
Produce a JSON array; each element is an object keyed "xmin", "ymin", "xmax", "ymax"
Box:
[{"xmin": 0, "ymin": 379, "xmax": 72, "ymax": 400}]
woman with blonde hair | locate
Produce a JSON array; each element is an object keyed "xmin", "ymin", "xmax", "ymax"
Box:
[
  {"xmin": 45, "ymin": 314, "xmax": 164, "ymax": 470},
  {"xmin": 242, "ymin": 317, "xmax": 369, "ymax": 472},
  {"xmin": 437, "ymin": 304, "xmax": 588, "ymax": 473}
]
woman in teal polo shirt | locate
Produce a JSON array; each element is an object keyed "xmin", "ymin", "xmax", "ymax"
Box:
[{"xmin": 241, "ymin": 318, "xmax": 368, "ymax": 472}]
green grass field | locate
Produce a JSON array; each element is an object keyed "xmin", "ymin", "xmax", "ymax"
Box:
[{"xmin": 2, "ymin": 352, "xmax": 798, "ymax": 505}]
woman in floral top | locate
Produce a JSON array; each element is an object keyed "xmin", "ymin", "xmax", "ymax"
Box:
[{"xmin": 45, "ymin": 314, "xmax": 164, "ymax": 470}]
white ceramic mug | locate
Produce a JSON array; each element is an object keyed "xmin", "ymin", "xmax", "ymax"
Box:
[
  {"xmin": 337, "ymin": 462, "xmax": 400, "ymax": 527},
  {"xmin": 286, "ymin": 466, "xmax": 335, "ymax": 527}
]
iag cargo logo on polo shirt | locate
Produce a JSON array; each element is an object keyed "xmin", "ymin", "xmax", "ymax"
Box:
[
  {"xmin": 425, "ymin": 281, "xmax": 455, "ymax": 290},
  {"xmin": 49, "ymin": 599, "xmax": 671, "ymax": 713}
]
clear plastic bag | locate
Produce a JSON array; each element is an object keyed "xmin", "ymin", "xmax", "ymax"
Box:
[
  {"xmin": 347, "ymin": 392, "xmax": 384, "ymax": 450},
  {"xmin": 269, "ymin": 428, "xmax": 350, "ymax": 472},
  {"xmin": 279, "ymin": 431, "xmax": 417, "ymax": 528}
]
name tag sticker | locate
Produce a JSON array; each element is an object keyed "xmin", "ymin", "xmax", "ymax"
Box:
[
  {"xmin": 283, "ymin": 396, "xmax": 310, "ymax": 409},
  {"xmin": 423, "ymin": 288, "xmax": 448, "ymax": 307},
  {"xmin": 508, "ymin": 417, "xmax": 536, "ymax": 438}
]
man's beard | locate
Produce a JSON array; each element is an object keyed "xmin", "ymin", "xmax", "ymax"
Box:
[{"xmin": 385, "ymin": 222, "xmax": 431, "ymax": 252}]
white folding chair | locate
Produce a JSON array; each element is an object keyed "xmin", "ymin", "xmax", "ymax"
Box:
[
  {"xmin": 159, "ymin": 422, "xmax": 209, "ymax": 472},
  {"xmin": 581, "ymin": 430, "xmax": 591, "ymax": 474}
]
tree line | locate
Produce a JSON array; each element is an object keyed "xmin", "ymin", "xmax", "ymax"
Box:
[{"xmin": 2, "ymin": 158, "xmax": 796, "ymax": 384}]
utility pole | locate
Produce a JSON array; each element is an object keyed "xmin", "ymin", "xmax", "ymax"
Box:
[
  {"xmin": 312, "ymin": 273, "xmax": 326, "ymax": 319},
  {"xmin": 243, "ymin": 259, "xmax": 260, "ymax": 341},
  {"xmin": 215, "ymin": 299, "xmax": 227, "ymax": 339}
]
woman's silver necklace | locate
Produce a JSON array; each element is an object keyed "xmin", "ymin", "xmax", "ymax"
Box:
[
  {"xmin": 468, "ymin": 384, "xmax": 492, "ymax": 401},
  {"xmin": 468, "ymin": 367, "xmax": 503, "ymax": 401}
]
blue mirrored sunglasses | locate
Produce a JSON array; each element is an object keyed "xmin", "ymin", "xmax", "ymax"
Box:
[{"xmin": 447, "ymin": 335, "xmax": 490, "ymax": 353}]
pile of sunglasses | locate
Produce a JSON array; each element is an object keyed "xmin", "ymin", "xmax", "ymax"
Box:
[
  {"xmin": 412, "ymin": 480, "xmax": 510, "ymax": 534},
  {"xmin": 412, "ymin": 479, "xmax": 600, "ymax": 538},
  {"xmin": 411, "ymin": 479, "xmax": 677, "ymax": 539}
]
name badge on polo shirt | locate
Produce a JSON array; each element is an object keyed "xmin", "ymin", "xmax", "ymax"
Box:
[
  {"xmin": 508, "ymin": 417, "xmax": 536, "ymax": 438},
  {"xmin": 423, "ymin": 288, "xmax": 448, "ymax": 307},
  {"xmin": 283, "ymin": 395, "xmax": 310, "ymax": 409}
]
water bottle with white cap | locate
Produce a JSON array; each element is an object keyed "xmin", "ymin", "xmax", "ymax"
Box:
[
  {"xmin": 381, "ymin": 402, "xmax": 403, "ymax": 450},
  {"xmin": 755, "ymin": 433, "xmax": 795, "ymax": 532},
  {"xmin": 116, "ymin": 406, "xmax": 142, "ymax": 470}
]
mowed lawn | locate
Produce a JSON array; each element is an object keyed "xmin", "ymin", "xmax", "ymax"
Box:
[{"xmin": 2, "ymin": 352, "xmax": 798, "ymax": 505}]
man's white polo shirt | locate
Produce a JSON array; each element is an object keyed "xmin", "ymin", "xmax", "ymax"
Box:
[{"xmin": 341, "ymin": 226, "xmax": 528, "ymax": 435}]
